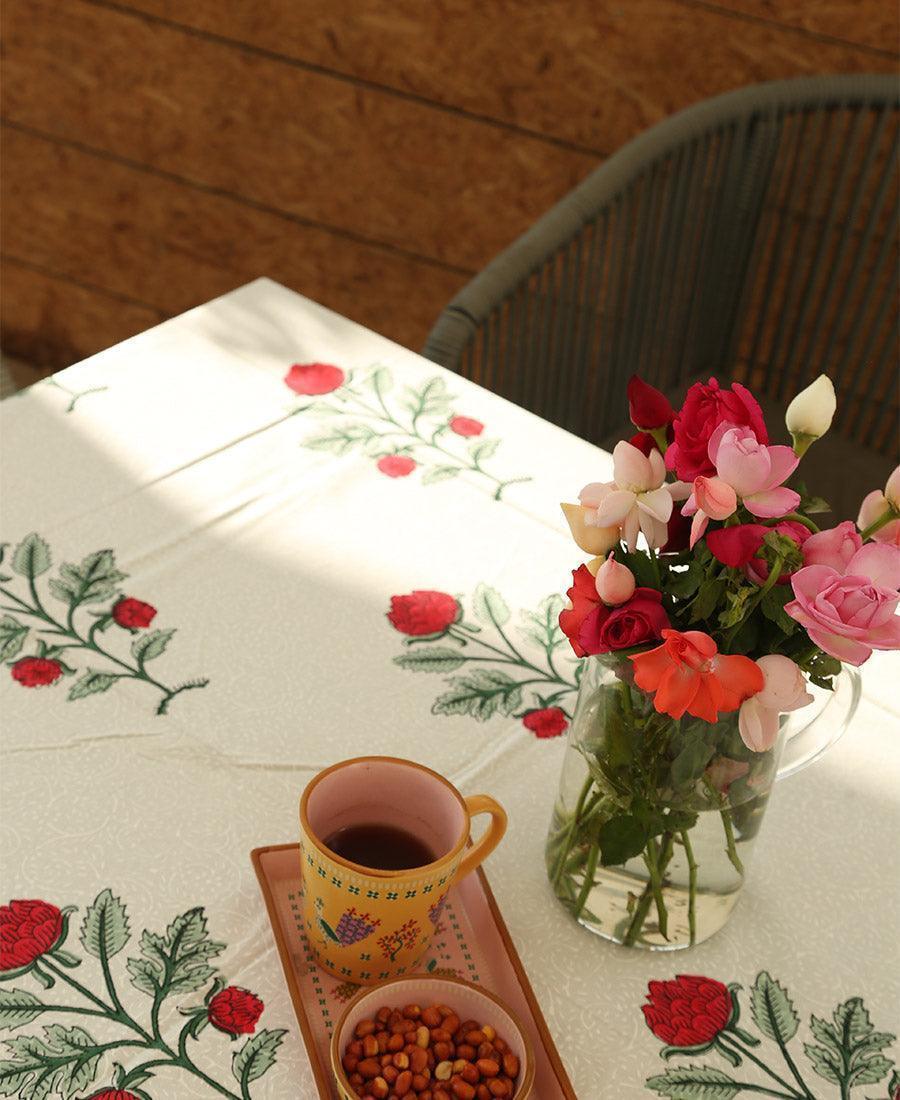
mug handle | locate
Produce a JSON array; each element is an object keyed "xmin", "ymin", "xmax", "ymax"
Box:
[{"xmin": 455, "ymin": 795, "xmax": 508, "ymax": 882}]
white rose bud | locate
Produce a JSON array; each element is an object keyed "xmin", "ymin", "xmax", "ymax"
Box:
[
  {"xmin": 594, "ymin": 552, "xmax": 636, "ymax": 606},
  {"xmin": 785, "ymin": 375, "xmax": 836, "ymax": 457}
]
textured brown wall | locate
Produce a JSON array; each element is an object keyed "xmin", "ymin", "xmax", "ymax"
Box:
[{"xmin": 1, "ymin": 0, "xmax": 897, "ymax": 383}]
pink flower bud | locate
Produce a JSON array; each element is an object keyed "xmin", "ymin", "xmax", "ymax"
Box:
[
  {"xmin": 594, "ymin": 552, "xmax": 636, "ymax": 606},
  {"xmin": 694, "ymin": 476, "xmax": 737, "ymax": 521}
]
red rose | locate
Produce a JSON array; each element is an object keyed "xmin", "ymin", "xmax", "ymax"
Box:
[
  {"xmin": 387, "ymin": 591, "xmax": 459, "ymax": 636},
  {"xmin": 667, "ymin": 378, "xmax": 768, "ymax": 482},
  {"xmin": 559, "ymin": 567, "xmax": 669, "ymax": 657},
  {"xmin": 87, "ymin": 1092, "xmax": 143, "ymax": 1100},
  {"xmin": 10, "ymin": 657, "xmax": 63, "ymax": 688},
  {"xmin": 522, "ymin": 707, "xmax": 568, "ymax": 738},
  {"xmin": 377, "ymin": 455, "xmax": 417, "ymax": 478},
  {"xmin": 207, "ymin": 986, "xmax": 264, "ymax": 1037},
  {"xmin": 628, "ymin": 375, "xmax": 675, "ymax": 431},
  {"xmin": 642, "ymin": 975, "xmax": 732, "ymax": 1047},
  {"xmin": 706, "ymin": 521, "xmax": 809, "ymax": 584},
  {"xmin": 1, "ymin": 899, "xmax": 64, "ymax": 971},
  {"xmin": 284, "ymin": 362, "xmax": 345, "ymax": 395},
  {"xmin": 112, "ymin": 598, "xmax": 157, "ymax": 629},
  {"xmin": 449, "ymin": 416, "xmax": 484, "ymax": 437}
]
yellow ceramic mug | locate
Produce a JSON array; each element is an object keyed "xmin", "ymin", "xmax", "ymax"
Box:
[{"xmin": 298, "ymin": 756, "xmax": 507, "ymax": 984}]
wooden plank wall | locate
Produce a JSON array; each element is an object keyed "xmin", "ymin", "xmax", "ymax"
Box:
[{"xmin": 2, "ymin": 0, "xmax": 897, "ymax": 383}]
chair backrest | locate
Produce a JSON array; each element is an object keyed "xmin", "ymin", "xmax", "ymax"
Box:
[{"xmin": 423, "ymin": 76, "xmax": 899, "ymax": 458}]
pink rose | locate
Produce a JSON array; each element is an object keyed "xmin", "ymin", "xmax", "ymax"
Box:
[
  {"xmin": 738, "ymin": 655, "xmax": 812, "ymax": 752},
  {"xmin": 802, "ymin": 521, "xmax": 863, "ymax": 571},
  {"xmin": 667, "ymin": 378, "xmax": 768, "ymax": 482},
  {"xmin": 708, "ymin": 424, "xmax": 800, "ymax": 519},
  {"xmin": 786, "ymin": 543, "xmax": 900, "ymax": 665},
  {"xmin": 858, "ymin": 488, "xmax": 900, "ymax": 547}
]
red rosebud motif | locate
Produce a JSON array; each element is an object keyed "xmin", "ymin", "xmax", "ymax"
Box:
[
  {"xmin": 387, "ymin": 591, "xmax": 459, "ymax": 636},
  {"xmin": 449, "ymin": 416, "xmax": 484, "ymax": 437},
  {"xmin": 667, "ymin": 378, "xmax": 768, "ymax": 482},
  {"xmin": 377, "ymin": 455, "xmax": 417, "ymax": 478},
  {"xmin": 559, "ymin": 566, "xmax": 669, "ymax": 657},
  {"xmin": 112, "ymin": 597, "xmax": 157, "ymax": 629},
  {"xmin": 10, "ymin": 657, "xmax": 63, "ymax": 688},
  {"xmin": 207, "ymin": 986, "xmax": 265, "ymax": 1037},
  {"xmin": 706, "ymin": 521, "xmax": 809, "ymax": 585},
  {"xmin": 522, "ymin": 708, "xmax": 568, "ymax": 739},
  {"xmin": 642, "ymin": 975, "xmax": 732, "ymax": 1047},
  {"xmin": 0, "ymin": 899, "xmax": 64, "ymax": 971},
  {"xmin": 628, "ymin": 375, "xmax": 675, "ymax": 431},
  {"xmin": 87, "ymin": 1092, "xmax": 143, "ymax": 1100},
  {"xmin": 284, "ymin": 362, "xmax": 345, "ymax": 396}
]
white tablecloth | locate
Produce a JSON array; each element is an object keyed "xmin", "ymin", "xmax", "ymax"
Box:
[{"xmin": 1, "ymin": 279, "xmax": 898, "ymax": 1099}]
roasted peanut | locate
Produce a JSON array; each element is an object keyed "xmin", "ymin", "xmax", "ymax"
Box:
[
  {"xmin": 481, "ymin": 1024, "xmax": 496, "ymax": 1042},
  {"xmin": 415, "ymin": 1026, "xmax": 431, "ymax": 1048},
  {"xmin": 492, "ymin": 1037, "xmax": 507, "ymax": 1054},
  {"xmin": 393, "ymin": 1052, "xmax": 410, "ymax": 1070},
  {"xmin": 382, "ymin": 1064, "xmax": 398, "ymax": 1085},
  {"xmin": 434, "ymin": 1060, "xmax": 453, "ymax": 1081},
  {"xmin": 502, "ymin": 1053, "xmax": 519, "ymax": 1078},
  {"xmin": 434, "ymin": 1041, "xmax": 453, "ymax": 1061},
  {"xmin": 369, "ymin": 1076, "xmax": 389, "ymax": 1100},
  {"xmin": 477, "ymin": 1042, "xmax": 495, "ymax": 1060},
  {"xmin": 431, "ymin": 1027, "xmax": 453, "ymax": 1043},
  {"xmin": 461, "ymin": 1063, "xmax": 480, "ymax": 1085},
  {"xmin": 342, "ymin": 1053, "xmax": 359, "ymax": 1073},
  {"xmin": 357, "ymin": 1057, "xmax": 381, "ymax": 1079},
  {"xmin": 488, "ymin": 1079, "xmax": 511, "ymax": 1098},
  {"xmin": 412, "ymin": 1070, "xmax": 431, "ymax": 1089},
  {"xmin": 465, "ymin": 1030, "xmax": 486, "ymax": 1046},
  {"xmin": 477, "ymin": 1086, "xmax": 491, "ymax": 1100},
  {"xmin": 421, "ymin": 1006, "xmax": 442, "ymax": 1027},
  {"xmin": 451, "ymin": 1080, "xmax": 476, "ymax": 1100},
  {"xmin": 388, "ymin": 1032, "xmax": 405, "ymax": 1052},
  {"xmin": 355, "ymin": 1019, "xmax": 377, "ymax": 1038},
  {"xmin": 395, "ymin": 1069, "xmax": 413, "ymax": 1096},
  {"xmin": 476, "ymin": 1058, "xmax": 500, "ymax": 1078},
  {"xmin": 442, "ymin": 1013, "xmax": 461, "ymax": 1035},
  {"xmin": 376, "ymin": 1006, "xmax": 391, "ymax": 1024},
  {"xmin": 456, "ymin": 1044, "xmax": 476, "ymax": 1061},
  {"xmin": 362, "ymin": 1035, "xmax": 378, "ymax": 1058},
  {"xmin": 410, "ymin": 1047, "xmax": 429, "ymax": 1073},
  {"xmin": 403, "ymin": 1004, "xmax": 422, "ymax": 1019}
]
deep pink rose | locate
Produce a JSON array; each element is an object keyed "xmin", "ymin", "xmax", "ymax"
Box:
[
  {"xmin": 627, "ymin": 375, "xmax": 675, "ymax": 431},
  {"xmin": 786, "ymin": 544, "xmax": 900, "ymax": 665},
  {"xmin": 667, "ymin": 378, "xmax": 768, "ymax": 482},
  {"xmin": 377, "ymin": 455, "xmax": 416, "ymax": 478},
  {"xmin": 579, "ymin": 589, "xmax": 670, "ymax": 656},
  {"xmin": 284, "ymin": 363, "xmax": 345, "ymax": 395},
  {"xmin": 449, "ymin": 416, "xmax": 484, "ymax": 437},
  {"xmin": 802, "ymin": 521, "xmax": 863, "ymax": 572},
  {"xmin": 706, "ymin": 521, "xmax": 809, "ymax": 584},
  {"xmin": 522, "ymin": 707, "xmax": 568, "ymax": 738}
]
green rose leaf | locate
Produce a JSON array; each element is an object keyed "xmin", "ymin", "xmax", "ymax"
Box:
[
  {"xmin": 68, "ymin": 671, "xmax": 118, "ymax": 702},
  {"xmin": 469, "ymin": 439, "xmax": 499, "ymax": 464},
  {"xmin": 472, "ymin": 583, "xmax": 510, "ymax": 627},
  {"xmin": 751, "ymin": 971, "xmax": 799, "ymax": 1044},
  {"xmin": 232, "ymin": 1028, "xmax": 287, "ymax": 1086},
  {"xmin": 393, "ymin": 647, "xmax": 466, "ymax": 673},
  {"xmin": 597, "ymin": 814, "xmax": 648, "ymax": 866},
  {"xmin": 432, "ymin": 669, "xmax": 522, "ymax": 721},
  {"xmin": 666, "ymin": 560, "xmax": 704, "ymax": 599},
  {"xmin": 616, "ymin": 549, "xmax": 659, "ymax": 591},
  {"xmin": 0, "ymin": 988, "xmax": 44, "ymax": 1031},
  {"xmin": 670, "ymin": 728, "xmax": 718, "ymax": 787},
  {"xmin": 131, "ymin": 629, "xmax": 175, "ymax": 664},
  {"xmin": 645, "ymin": 1065, "xmax": 741, "ymax": 1098},
  {"xmin": 803, "ymin": 1041, "xmax": 842, "ymax": 1084},
  {"xmin": 368, "ymin": 366, "xmax": 393, "ymax": 394},
  {"xmin": 421, "ymin": 466, "xmax": 460, "ymax": 485},
  {"xmin": 0, "ymin": 1025, "xmax": 101, "ymax": 1099},
  {"xmin": 11, "ymin": 534, "xmax": 51, "ymax": 579},
  {"xmin": 690, "ymin": 575, "xmax": 726, "ymax": 623},
  {"xmin": 0, "ymin": 617, "xmax": 28, "ymax": 662},
  {"xmin": 80, "ymin": 889, "xmax": 130, "ymax": 960},
  {"xmin": 760, "ymin": 585, "xmax": 797, "ymax": 635}
]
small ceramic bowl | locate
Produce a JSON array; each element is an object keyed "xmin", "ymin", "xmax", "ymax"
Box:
[{"xmin": 330, "ymin": 974, "xmax": 536, "ymax": 1100}]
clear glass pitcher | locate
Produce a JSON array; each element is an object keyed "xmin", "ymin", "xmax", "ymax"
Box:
[{"xmin": 545, "ymin": 655, "xmax": 860, "ymax": 950}]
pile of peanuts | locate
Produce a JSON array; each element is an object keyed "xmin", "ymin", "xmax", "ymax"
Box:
[{"xmin": 341, "ymin": 1002, "xmax": 521, "ymax": 1100}]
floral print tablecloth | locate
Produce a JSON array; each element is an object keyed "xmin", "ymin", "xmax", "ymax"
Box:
[{"xmin": 1, "ymin": 278, "xmax": 897, "ymax": 1099}]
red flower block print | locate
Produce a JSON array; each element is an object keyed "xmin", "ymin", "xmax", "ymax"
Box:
[
  {"xmin": 642, "ymin": 975, "xmax": 732, "ymax": 1048},
  {"xmin": 10, "ymin": 657, "xmax": 63, "ymax": 688},
  {"xmin": 0, "ymin": 899, "xmax": 64, "ymax": 971},
  {"xmin": 207, "ymin": 986, "xmax": 265, "ymax": 1037},
  {"xmin": 87, "ymin": 1092, "xmax": 143, "ymax": 1100},
  {"xmin": 387, "ymin": 591, "xmax": 459, "ymax": 636},
  {"xmin": 522, "ymin": 707, "xmax": 568, "ymax": 739},
  {"xmin": 112, "ymin": 597, "xmax": 157, "ymax": 629},
  {"xmin": 284, "ymin": 362, "xmax": 345, "ymax": 396},
  {"xmin": 449, "ymin": 416, "xmax": 484, "ymax": 437},
  {"xmin": 377, "ymin": 455, "xmax": 417, "ymax": 478}
]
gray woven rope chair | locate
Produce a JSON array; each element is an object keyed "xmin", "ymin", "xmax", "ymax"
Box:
[{"xmin": 423, "ymin": 75, "xmax": 899, "ymax": 518}]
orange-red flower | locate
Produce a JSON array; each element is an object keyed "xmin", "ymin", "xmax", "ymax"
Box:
[{"xmin": 629, "ymin": 630, "xmax": 763, "ymax": 723}]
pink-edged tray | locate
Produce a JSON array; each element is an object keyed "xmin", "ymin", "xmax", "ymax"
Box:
[{"xmin": 252, "ymin": 844, "xmax": 576, "ymax": 1100}]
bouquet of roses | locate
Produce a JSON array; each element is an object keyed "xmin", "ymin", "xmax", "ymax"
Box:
[{"xmin": 546, "ymin": 373, "xmax": 900, "ymax": 948}]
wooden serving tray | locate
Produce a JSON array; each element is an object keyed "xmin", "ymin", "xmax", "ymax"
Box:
[{"xmin": 252, "ymin": 844, "xmax": 577, "ymax": 1099}]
